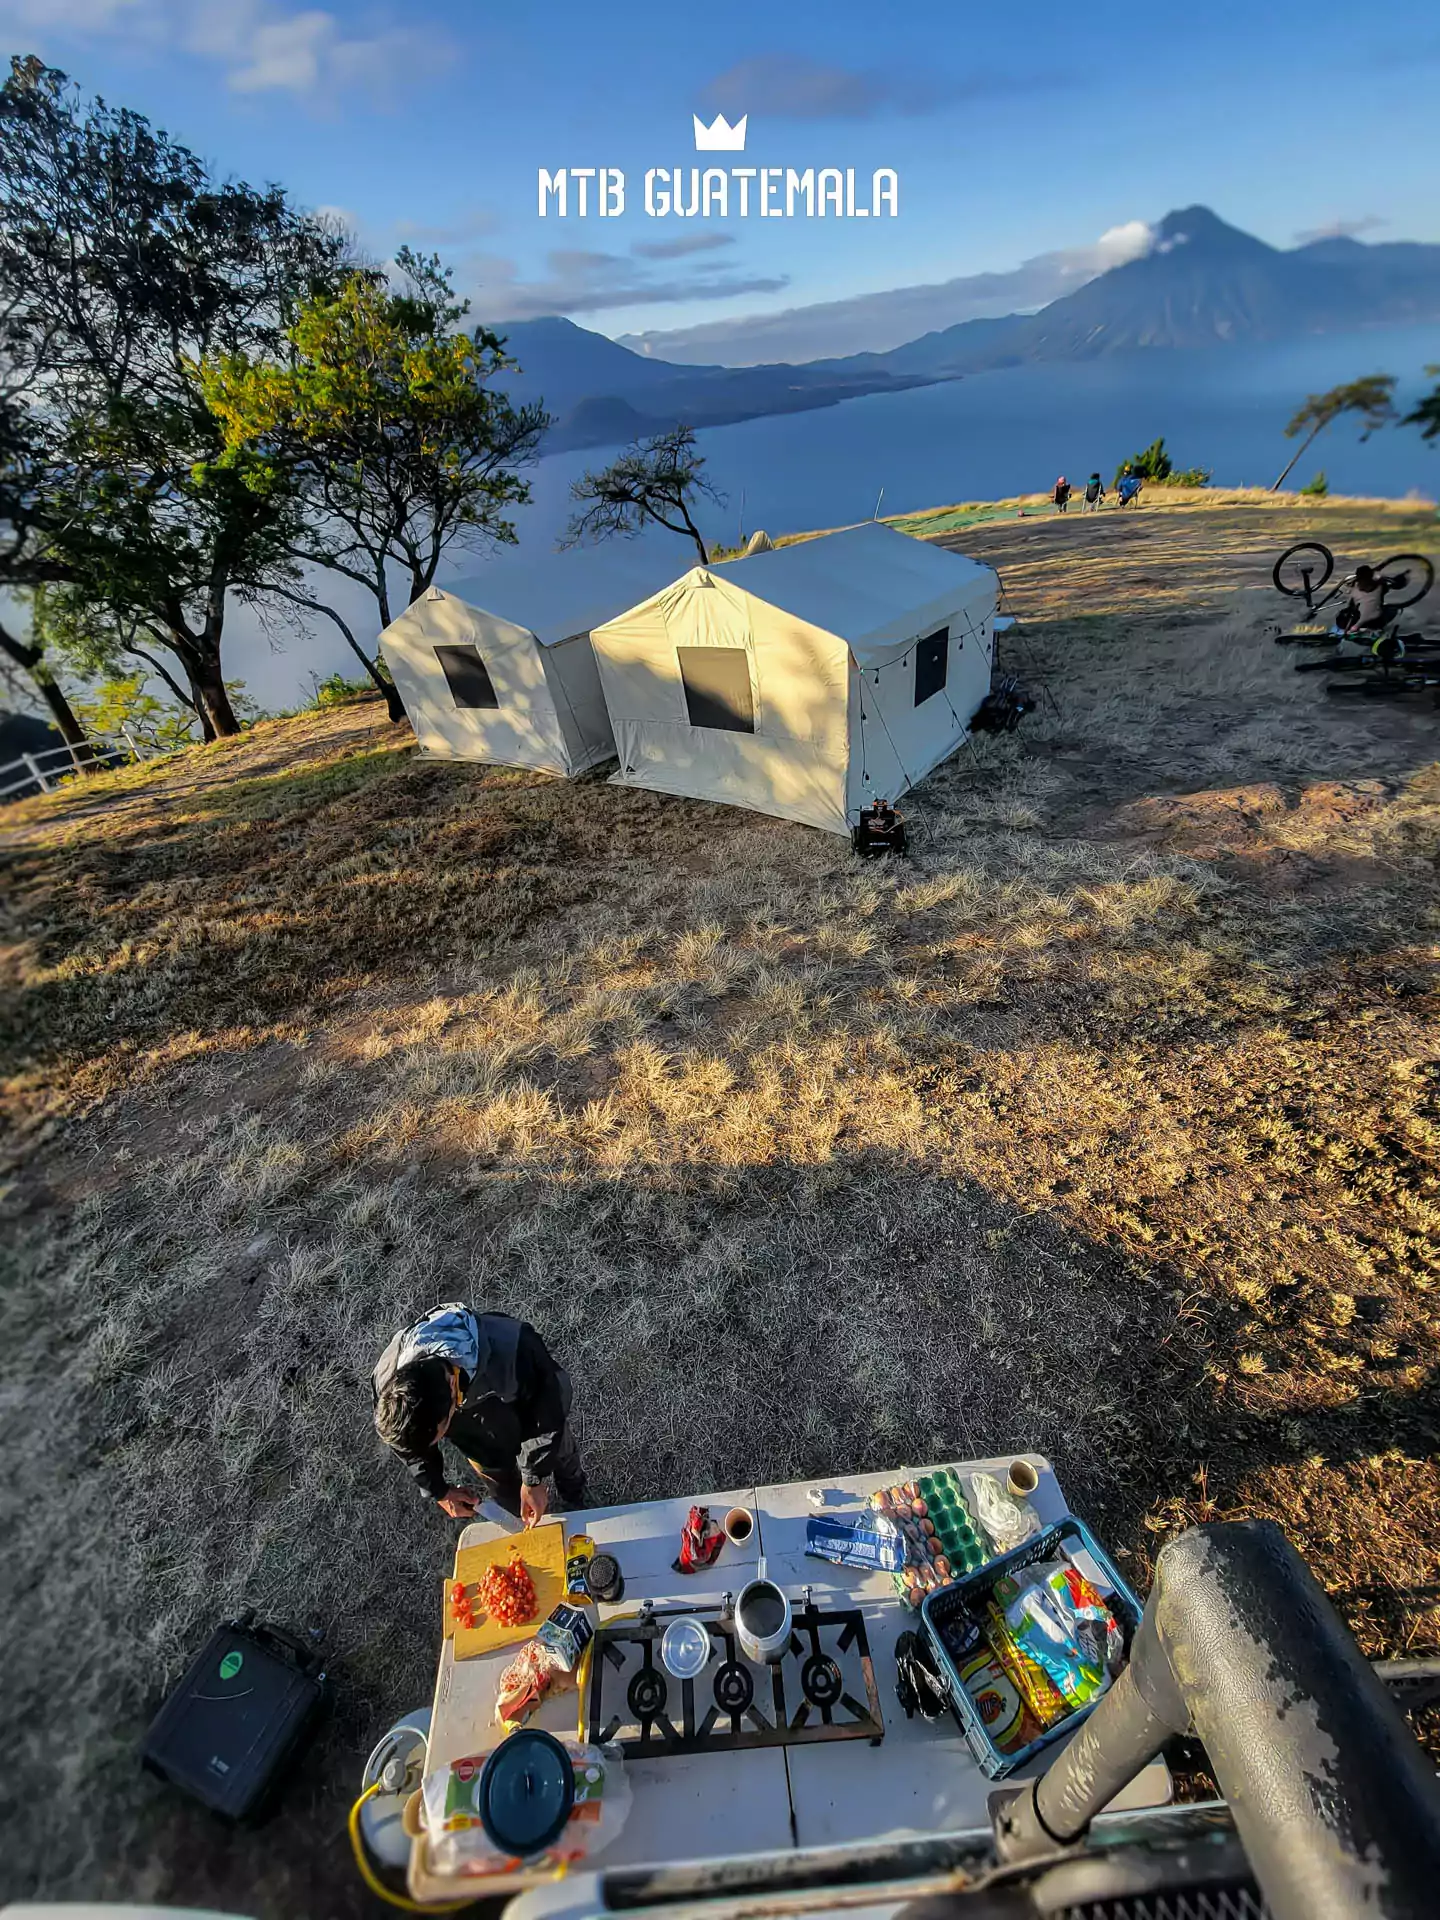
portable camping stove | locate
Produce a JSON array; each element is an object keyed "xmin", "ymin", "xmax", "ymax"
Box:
[{"xmin": 584, "ymin": 1591, "xmax": 884, "ymax": 1757}]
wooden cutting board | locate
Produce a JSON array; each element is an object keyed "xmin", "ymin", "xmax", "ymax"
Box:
[{"xmin": 441, "ymin": 1520, "xmax": 568, "ymax": 1660}]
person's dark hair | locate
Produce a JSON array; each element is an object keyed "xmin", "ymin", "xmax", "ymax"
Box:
[
  {"xmin": 1355, "ymin": 564, "xmax": 1376, "ymax": 588},
  {"xmin": 375, "ymin": 1358, "xmax": 453, "ymax": 1453}
]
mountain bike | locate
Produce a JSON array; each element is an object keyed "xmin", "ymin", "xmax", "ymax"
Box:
[
  {"xmin": 1326, "ymin": 664, "xmax": 1440, "ymax": 705},
  {"xmin": 1293, "ymin": 627, "xmax": 1440, "ymax": 676},
  {"xmin": 1271, "ymin": 541, "xmax": 1435, "ymax": 638}
]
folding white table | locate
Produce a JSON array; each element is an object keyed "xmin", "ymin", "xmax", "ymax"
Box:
[{"xmin": 410, "ymin": 1456, "xmax": 1168, "ymax": 1902}]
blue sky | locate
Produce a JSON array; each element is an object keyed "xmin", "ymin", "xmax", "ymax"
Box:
[{"xmin": 2, "ymin": 0, "xmax": 1438, "ymax": 360}]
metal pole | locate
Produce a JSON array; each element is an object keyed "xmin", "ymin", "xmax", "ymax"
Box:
[
  {"xmin": 995, "ymin": 1521, "xmax": 1440, "ymax": 1920},
  {"xmin": 22, "ymin": 751, "xmax": 51, "ymax": 794}
]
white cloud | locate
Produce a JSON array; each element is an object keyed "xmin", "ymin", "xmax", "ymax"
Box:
[
  {"xmin": 0, "ymin": 0, "xmax": 451, "ymax": 101},
  {"xmin": 618, "ymin": 221, "xmax": 1156, "ymax": 366},
  {"xmin": 1293, "ymin": 215, "xmax": 1388, "ymax": 245},
  {"xmin": 462, "ymin": 247, "xmax": 790, "ymax": 322},
  {"xmin": 699, "ymin": 51, "xmax": 1072, "ymax": 121}
]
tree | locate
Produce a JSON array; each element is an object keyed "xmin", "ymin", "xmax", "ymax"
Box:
[
  {"xmin": 1299, "ymin": 470, "xmax": 1329, "ymax": 499},
  {"xmin": 1402, "ymin": 365, "xmax": 1440, "ymax": 443},
  {"xmin": 564, "ymin": 425, "xmax": 723, "ymax": 564},
  {"xmin": 1112, "ymin": 438, "xmax": 1211, "ymax": 489},
  {"xmin": 1272, "ymin": 376, "xmax": 1396, "ymax": 491},
  {"xmin": 1116, "ymin": 438, "xmax": 1174, "ymax": 486},
  {"xmin": 71, "ymin": 673, "xmax": 202, "ymax": 754},
  {"xmin": 200, "ymin": 251, "xmax": 550, "ymax": 720},
  {"xmin": 0, "ymin": 56, "xmax": 350, "ymax": 737},
  {"xmin": 0, "ymin": 396, "xmax": 91, "ymax": 749}
]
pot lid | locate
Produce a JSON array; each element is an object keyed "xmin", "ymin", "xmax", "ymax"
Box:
[
  {"xmin": 661, "ymin": 1616, "xmax": 710, "ymax": 1679},
  {"xmin": 477, "ymin": 1729, "xmax": 575, "ymax": 1857}
]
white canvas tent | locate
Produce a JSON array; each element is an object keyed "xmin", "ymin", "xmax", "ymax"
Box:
[
  {"xmin": 380, "ymin": 550, "xmax": 673, "ymax": 777},
  {"xmin": 590, "ymin": 523, "xmax": 999, "ymax": 835}
]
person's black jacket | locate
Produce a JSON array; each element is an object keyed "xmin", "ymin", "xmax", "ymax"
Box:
[{"xmin": 373, "ymin": 1311, "xmax": 572, "ymax": 1501}]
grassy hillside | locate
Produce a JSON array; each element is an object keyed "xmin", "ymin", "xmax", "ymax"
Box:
[{"xmin": 1, "ymin": 491, "xmax": 1438, "ymax": 1915}]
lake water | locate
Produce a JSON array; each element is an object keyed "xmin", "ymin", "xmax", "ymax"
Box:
[{"xmin": 235, "ymin": 326, "xmax": 1440, "ymax": 709}]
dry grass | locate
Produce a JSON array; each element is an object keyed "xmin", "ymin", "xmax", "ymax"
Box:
[{"xmin": 1, "ymin": 491, "xmax": 1438, "ymax": 1916}]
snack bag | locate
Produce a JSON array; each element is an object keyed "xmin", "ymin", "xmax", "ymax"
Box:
[
  {"xmin": 958, "ymin": 1643, "xmax": 1049, "ymax": 1756},
  {"xmin": 995, "ymin": 1560, "xmax": 1123, "ymax": 1711},
  {"xmin": 984, "ymin": 1601, "xmax": 1068, "ymax": 1728},
  {"xmin": 805, "ymin": 1513, "xmax": 906, "ymax": 1573}
]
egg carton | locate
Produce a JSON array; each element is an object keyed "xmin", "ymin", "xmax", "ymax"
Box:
[
  {"xmin": 917, "ymin": 1470, "xmax": 988, "ymax": 1573},
  {"xmin": 871, "ymin": 1473, "xmax": 987, "ymax": 1611}
]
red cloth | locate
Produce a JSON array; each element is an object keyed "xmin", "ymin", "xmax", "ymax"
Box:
[{"xmin": 673, "ymin": 1504, "xmax": 725, "ymax": 1574}]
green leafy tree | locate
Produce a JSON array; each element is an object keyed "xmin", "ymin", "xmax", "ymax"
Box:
[
  {"xmin": 1402, "ymin": 365, "xmax": 1440, "ymax": 443},
  {"xmin": 0, "ymin": 394, "xmax": 93, "ymax": 751},
  {"xmin": 564, "ymin": 424, "xmax": 723, "ymax": 564},
  {"xmin": 1299, "ymin": 470, "xmax": 1329, "ymax": 499},
  {"xmin": 0, "ymin": 55, "xmax": 350, "ymax": 738},
  {"xmin": 1115, "ymin": 438, "xmax": 1174, "ymax": 486},
  {"xmin": 1272, "ymin": 376, "xmax": 1396, "ymax": 491},
  {"xmin": 71, "ymin": 674, "xmax": 200, "ymax": 754},
  {"xmin": 200, "ymin": 252, "xmax": 549, "ymax": 722}
]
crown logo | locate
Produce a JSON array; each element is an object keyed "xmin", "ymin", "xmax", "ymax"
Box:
[{"xmin": 693, "ymin": 112, "xmax": 747, "ymax": 152}]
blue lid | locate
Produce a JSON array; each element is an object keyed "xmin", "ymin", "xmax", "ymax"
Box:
[{"xmin": 478, "ymin": 1729, "xmax": 575, "ymax": 1856}]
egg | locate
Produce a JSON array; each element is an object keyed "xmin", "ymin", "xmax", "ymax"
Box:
[
  {"xmin": 911, "ymin": 1498, "xmax": 928, "ymax": 1518},
  {"xmin": 935, "ymin": 1556, "xmax": 952, "ymax": 1578},
  {"xmin": 922, "ymin": 1518, "xmax": 936, "ymax": 1537},
  {"xmin": 903, "ymin": 1566, "xmax": 920, "ymax": 1588}
]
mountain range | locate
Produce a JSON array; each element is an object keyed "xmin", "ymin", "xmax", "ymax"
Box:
[{"xmin": 494, "ymin": 208, "xmax": 1440, "ymax": 454}]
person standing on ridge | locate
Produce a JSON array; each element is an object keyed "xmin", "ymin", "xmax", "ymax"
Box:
[
  {"xmin": 1052, "ymin": 476, "xmax": 1072, "ymax": 514},
  {"xmin": 1083, "ymin": 473, "xmax": 1106, "ymax": 512},
  {"xmin": 373, "ymin": 1303, "xmax": 588, "ymax": 1525}
]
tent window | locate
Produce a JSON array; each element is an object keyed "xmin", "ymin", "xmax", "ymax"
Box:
[
  {"xmin": 677, "ymin": 646, "xmax": 754, "ymax": 733},
  {"xmin": 914, "ymin": 628, "xmax": 949, "ymax": 707},
  {"xmin": 434, "ymin": 643, "xmax": 499, "ymax": 710}
]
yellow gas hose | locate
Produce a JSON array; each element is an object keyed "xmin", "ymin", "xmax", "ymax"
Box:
[{"xmin": 348, "ymin": 1779, "xmax": 474, "ymax": 1913}]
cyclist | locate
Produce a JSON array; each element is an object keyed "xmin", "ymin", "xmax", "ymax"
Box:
[{"xmin": 1339, "ymin": 563, "xmax": 1407, "ymax": 636}]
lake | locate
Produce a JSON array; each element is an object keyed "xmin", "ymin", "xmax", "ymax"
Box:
[{"xmin": 235, "ymin": 325, "xmax": 1440, "ymax": 709}]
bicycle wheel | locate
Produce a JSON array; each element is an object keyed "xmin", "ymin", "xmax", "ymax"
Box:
[
  {"xmin": 1273, "ymin": 541, "xmax": 1334, "ymax": 599},
  {"xmin": 1327, "ymin": 676, "xmax": 1429, "ymax": 700},
  {"xmin": 1296, "ymin": 653, "xmax": 1364, "ymax": 674},
  {"xmin": 1376, "ymin": 554, "xmax": 1436, "ymax": 609}
]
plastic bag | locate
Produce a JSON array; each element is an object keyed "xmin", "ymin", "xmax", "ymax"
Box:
[
  {"xmin": 995, "ymin": 1559, "xmax": 1123, "ymax": 1711},
  {"xmin": 494, "ymin": 1642, "xmax": 572, "ymax": 1729},
  {"xmin": 965, "ymin": 1472, "xmax": 1041, "ymax": 1554},
  {"xmin": 422, "ymin": 1739, "xmax": 631, "ymax": 1879},
  {"xmin": 806, "ymin": 1512, "xmax": 906, "ymax": 1573}
]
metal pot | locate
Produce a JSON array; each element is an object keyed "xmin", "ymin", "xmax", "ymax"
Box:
[{"xmin": 733, "ymin": 1579, "xmax": 792, "ymax": 1664}]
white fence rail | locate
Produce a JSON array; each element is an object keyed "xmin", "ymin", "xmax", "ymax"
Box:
[{"xmin": 0, "ymin": 730, "xmax": 150, "ymax": 804}]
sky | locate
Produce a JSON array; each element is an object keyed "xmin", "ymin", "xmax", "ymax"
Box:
[{"xmin": 1, "ymin": 0, "xmax": 1438, "ymax": 363}]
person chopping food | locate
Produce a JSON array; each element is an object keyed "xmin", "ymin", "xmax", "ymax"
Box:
[{"xmin": 373, "ymin": 1303, "xmax": 587, "ymax": 1525}]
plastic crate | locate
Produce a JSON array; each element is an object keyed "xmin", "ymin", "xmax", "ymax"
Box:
[{"xmin": 919, "ymin": 1515, "xmax": 1143, "ymax": 1779}]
